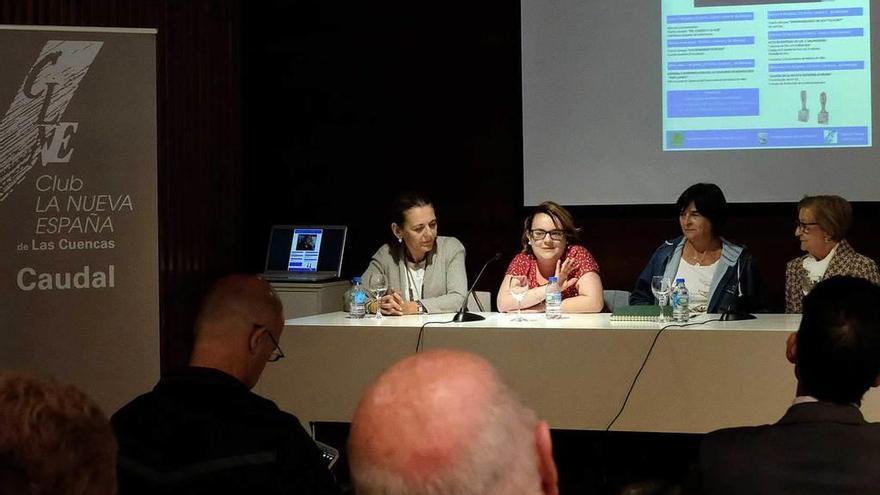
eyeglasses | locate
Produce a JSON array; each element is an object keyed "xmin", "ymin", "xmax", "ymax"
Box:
[
  {"xmin": 795, "ymin": 221, "xmax": 819, "ymax": 232},
  {"xmin": 264, "ymin": 329, "xmax": 285, "ymax": 362},
  {"xmin": 529, "ymin": 229, "xmax": 565, "ymax": 241}
]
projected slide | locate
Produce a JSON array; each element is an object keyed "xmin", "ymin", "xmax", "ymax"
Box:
[{"xmin": 662, "ymin": 0, "xmax": 871, "ymax": 150}]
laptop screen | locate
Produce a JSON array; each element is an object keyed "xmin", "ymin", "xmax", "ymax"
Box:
[{"xmin": 264, "ymin": 225, "xmax": 346, "ymax": 276}]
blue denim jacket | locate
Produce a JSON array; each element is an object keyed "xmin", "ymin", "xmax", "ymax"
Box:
[{"xmin": 630, "ymin": 236, "xmax": 762, "ymax": 314}]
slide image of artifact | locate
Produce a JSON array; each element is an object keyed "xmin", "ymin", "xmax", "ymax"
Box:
[
  {"xmin": 798, "ymin": 90, "xmax": 809, "ymax": 122},
  {"xmin": 818, "ymin": 92, "xmax": 829, "ymax": 124}
]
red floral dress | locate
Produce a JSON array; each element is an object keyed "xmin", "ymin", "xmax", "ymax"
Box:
[{"xmin": 504, "ymin": 244, "xmax": 599, "ymax": 299}]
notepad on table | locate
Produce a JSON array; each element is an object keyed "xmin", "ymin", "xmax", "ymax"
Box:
[{"xmin": 610, "ymin": 305, "xmax": 673, "ymax": 322}]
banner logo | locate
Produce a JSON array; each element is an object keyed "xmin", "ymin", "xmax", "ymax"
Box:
[{"xmin": 0, "ymin": 40, "xmax": 102, "ymax": 202}]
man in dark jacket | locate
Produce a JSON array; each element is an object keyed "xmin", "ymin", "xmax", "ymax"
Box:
[
  {"xmin": 112, "ymin": 275, "xmax": 340, "ymax": 494},
  {"xmin": 701, "ymin": 276, "xmax": 880, "ymax": 495}
]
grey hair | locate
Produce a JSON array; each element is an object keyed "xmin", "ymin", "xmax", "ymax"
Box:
[{"xmin": 351, "ymin": 381, "xmax": 542, "ymax": 495}]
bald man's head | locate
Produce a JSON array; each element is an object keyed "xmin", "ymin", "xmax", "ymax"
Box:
[
  {"xmin": 190, "ymin": 275, "xmax": 284, "ymax": 388},
  {"xmin": 195, "ymin": 275, "xmax": 282, "ymax": 335},
  {"xmin": 349, "ymin": 350, "xmax": 558, "ymax": 495}
]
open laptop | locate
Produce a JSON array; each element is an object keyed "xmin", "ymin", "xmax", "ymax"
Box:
[{"xmin": 262, "ymin": 225, "xmax": 347, "ymax": 282}]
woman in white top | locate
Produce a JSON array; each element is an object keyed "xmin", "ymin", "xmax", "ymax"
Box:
[
  {"xmin": 630, "ymin": 183, "xmax": 762, "ymax": 314},
  {"xmin": 784, "ymin": 195, "xmax": 880, "ymax": 313}
]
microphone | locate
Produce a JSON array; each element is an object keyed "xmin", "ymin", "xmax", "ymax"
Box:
[{"xmin": 453, "ymin": 252, "xmax": 502, "ymax": 322}]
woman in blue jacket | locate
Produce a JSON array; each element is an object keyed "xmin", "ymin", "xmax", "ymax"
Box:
[{"xmin": 630, "ymin": 183, "xmax": 762, "ymax": 315}]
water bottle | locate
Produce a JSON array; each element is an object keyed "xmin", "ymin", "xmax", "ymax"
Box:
[
  {"xmin": 672, "ymin": 278, "xmax": 689, "ymax": 323},
  {"xmin": 349, "ymin": 277, "xmax": 366, "ymax": 319},
  {"xmin": 545, "ymin": 276, "xmax": 562, "ymax": 319}
]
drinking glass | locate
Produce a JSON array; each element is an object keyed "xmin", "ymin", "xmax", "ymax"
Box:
[
  {"xmin": 651, "ymin": 276, "xmax": 672, "ymax": 323},
  {"xmin": 509, "ymin": 275, "xmax": 529, "ymax": 322},
  {"xmin": 369, "ymin": 273, "xmax": 388, "ymax": 319}
]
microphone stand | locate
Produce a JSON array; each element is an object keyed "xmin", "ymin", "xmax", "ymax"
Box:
[
  {"xmin": 453, "ymin": 252, "xmax": 501, "ymax": 322},
  {"xmin": 720, "ymin": 309, "xmax": 756, "ymax": 321},
  {"xmin": 720, "ymin": 267, "xmax": 756, "ymax": 321}
]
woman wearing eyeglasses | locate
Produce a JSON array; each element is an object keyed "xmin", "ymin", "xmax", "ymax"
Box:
[
  {"xmin": 785, "ymin": 195, "xmax": 880, "ymax": 313},
  {"xmin": 630, "ymin": 183, "xmax": 761, "ymax": 315},
  {"xmin": 497, "ymin": 201, "xmax": 604, "ymax": 313}
]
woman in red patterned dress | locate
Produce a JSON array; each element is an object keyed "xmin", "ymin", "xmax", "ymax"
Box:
[{"xmin": 497, "ymin": 201, "xmax": 604, "ymax": 313}]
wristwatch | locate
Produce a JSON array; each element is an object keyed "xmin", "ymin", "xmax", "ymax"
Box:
[{"xmin": 416, "ymin": 301, "xmax": 427, "ymax": 314}]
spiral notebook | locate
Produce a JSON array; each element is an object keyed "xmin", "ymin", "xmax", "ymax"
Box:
[{"xmin": 610, "ymin": 305, "xmax": 673, "ymax": 322}]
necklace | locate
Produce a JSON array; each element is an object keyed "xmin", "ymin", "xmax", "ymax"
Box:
[{"xmin": 686, "ymin": 240, "xmax": 717, "ymax": 266}]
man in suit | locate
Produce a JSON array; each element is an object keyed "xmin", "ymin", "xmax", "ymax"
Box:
[
  {"xmin": 348, "ymin": 349, "xmax": 559, "ymax": 495},
  {"xmin": 112, "ymin": 274, "xmax": 339, "ymax": 494},
  {"xmin": 701, "ymin": 275, "xmax": 880, "ymax": 494}
]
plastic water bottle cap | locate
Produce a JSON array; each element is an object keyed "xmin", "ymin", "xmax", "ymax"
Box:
[
  {"xmin": 549, "ymin": 276, "xmax": 558, "ymax": 283},
  {"xmin": 676, "ymin": 278, "xmax": 685, "ymax": 283},
  {"xmin": 352, "ymin": 277, "xmax": 362, "ymax": 283}
]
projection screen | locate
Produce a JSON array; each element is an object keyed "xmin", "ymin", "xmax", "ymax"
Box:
[{"xmin": 522, "ymin": 0, "xmax": 878, "ymax": 205}]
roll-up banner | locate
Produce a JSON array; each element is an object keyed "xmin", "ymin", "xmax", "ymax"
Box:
[{"xmin": 0, "ymin": 26, "xmax": 158, "ymax": 414}]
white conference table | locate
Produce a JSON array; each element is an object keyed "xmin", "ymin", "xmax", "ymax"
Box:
[{"xmin": 256, "ymin": 312, "xmax": 880, "ymax": 434}]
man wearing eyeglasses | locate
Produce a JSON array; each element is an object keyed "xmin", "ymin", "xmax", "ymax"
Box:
[{"xmin": 111, "ymin": 274, "xmax": 340, "ymax": 495}]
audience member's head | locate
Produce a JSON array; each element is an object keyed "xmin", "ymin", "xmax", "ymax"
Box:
[
  {"xmin": 349, "ymin": 349, "xmax": 558, "ymax": 495},
  {"xmin": 787, "ymin": 276, "xmax": 880, "ymax": 404},
  {"xmin": 190, "ymin": 274, "xmax": 284, "ymax": 389},
  {"xmin": 0, "ymin": 372, "xmax": 117, "ymax": 495}
]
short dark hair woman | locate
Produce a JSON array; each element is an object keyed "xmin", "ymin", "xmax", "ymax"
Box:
[
  {"xmin": 497, "ymin": 201, "xmax": 604, "ymax": 313},
  {"xmin": 630, "ymin": 183, "xmax": 761, "ymax": 314},
  {"xmin": 360, "ymin": 192, "xmax": 467, "ymax": 315}
]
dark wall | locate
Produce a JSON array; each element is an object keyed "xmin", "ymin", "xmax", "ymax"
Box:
[
  {"xmin": 240, "ymin": 0, "xmax": 525, "ymax": 289},
  {"xmin": 241, "ymin": 1, "xmax": 880, "ymax": 314},
  {"xmin": 0, "ymin": 0, "xmax": 244, "ymax": 372}
]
